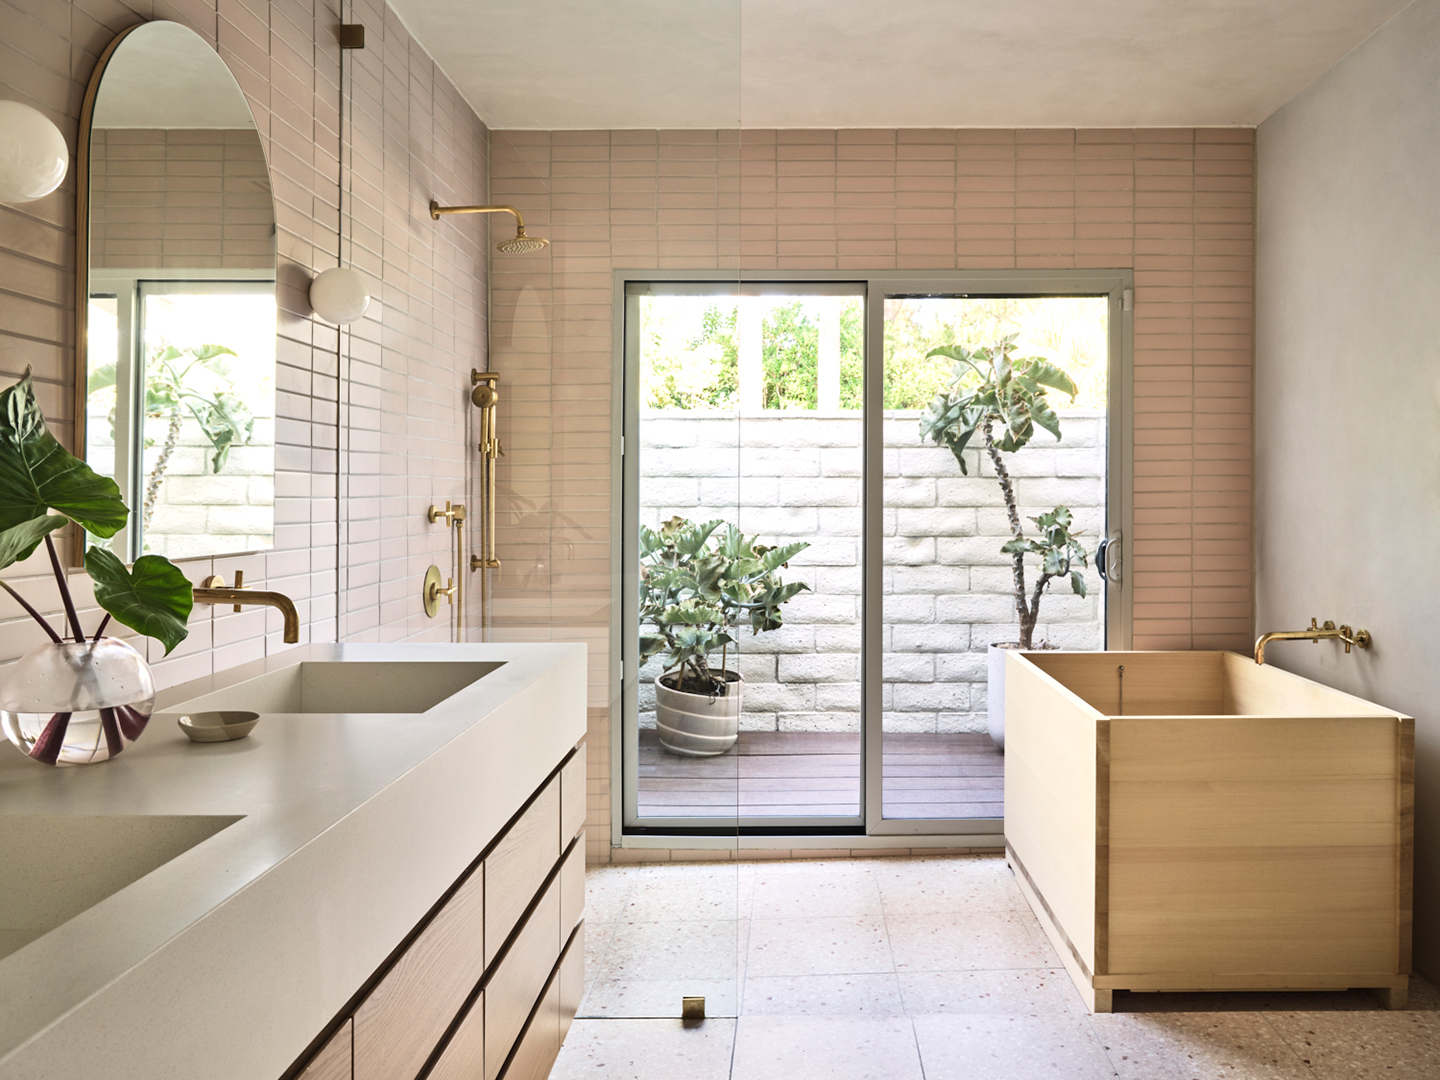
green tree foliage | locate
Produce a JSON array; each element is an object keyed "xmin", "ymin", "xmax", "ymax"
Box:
[
  {"xmin": 885, "ymin": 296, "xmax": 1108, "ymax": 410},
  {"xmin": 641, "ymin": 296, "xmax": 865, "ymax": 411},
  {"xmin": 641, "ymin": 299, "xmax": 738, "ymax": 410},
  {"xmin": 760, "ymin": 301, "xmax": 817, "ymax": 409}
]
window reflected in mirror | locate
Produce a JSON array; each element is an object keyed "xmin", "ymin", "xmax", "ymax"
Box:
[{"xmin": 80, "ymin": 21, "xmax": 277, "ymax": 562}]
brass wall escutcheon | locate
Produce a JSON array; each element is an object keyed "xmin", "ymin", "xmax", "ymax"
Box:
[{"xmin": 422, "ymin": 564, "xmax": 455, "ymax": 618}]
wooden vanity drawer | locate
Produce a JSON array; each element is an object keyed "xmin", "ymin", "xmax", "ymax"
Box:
[
  {"xmin": 558, "ymin": 924, "xmax": 583, "ymax": 1044},
  {"xmin": 486, "ymin": 777, "xmax": 560, "ymax": 967},
  {"xmin": 501, "ymin": 976, "xmax": 561, "ymax": 1080},
  {"xmin": 560, "ymin": 744, "xmax": 586, "ymax": 842},
  {"xmin": 353, "ymin": 863, "xmax": 485, "ymax": 1080},
  {"xmin": 559, "ymin": 838, "xmax": 584, "ymax": 937},
  {"xmin": 297, "ymin": 1019, "xmax": 351, "ymax": 1080},
  {"xmin": 425, "ymin": 989, "xmax": 483, "ymax": 1080},
  {"xmin": 485, "ymin": 874, "xmax": 561, "ymax": 1080}
]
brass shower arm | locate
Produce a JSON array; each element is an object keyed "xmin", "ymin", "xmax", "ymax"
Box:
[{"xmin": 430, "ymin": 201, "xmax": 527, "ymax": 227}]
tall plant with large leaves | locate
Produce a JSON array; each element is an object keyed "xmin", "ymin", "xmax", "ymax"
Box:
[
  {"xmin": 919, "ymin": 336, "xmax": 1091, "ymax": 649},
  {"xmin": 0, "ymin": 371, "xmax": 193, "ymax": 657},
  {"xmin": 638, "ymin": 516, "xmax": 809, "ymax": 695}
]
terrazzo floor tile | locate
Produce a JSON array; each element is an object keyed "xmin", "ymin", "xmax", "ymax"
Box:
[
  {"xmin": 749, "ymin": 861, "xmax": 884, "ymax": 919},
  {"xmin": 741, "ymin": 972, "xmax": 907, "ymax": 1015},
  {"xmin": 584, "ymin": 865, "xmax": 643, "ymax": 925},
  {"xmin": 550, "ymin": 1018, "xmax": 737, "ymax": 1080},
  {"xmin": 1091, "ymin": 1012, "xmax": 1316, "ymax": 1079},
  {"xmin": 875, "ymin": 855, "xmax": 1019, "ymax": 915},
  {"xmin": 730, "ymin": 1015, "xmax": 925, "ymax": 1080},
  {"xmin": 570, "ymin": 862, "xmax": 1440, "ymax": 1078},
  {"xmin": 746, "ymin": 916, "xmax": 894, "ymax": 978},
  {"xmin": 1265, "ymin": 1011, "xmax": 1440, "ymax": 1079},
  {"xmin": 596, "ymin": 919, "xmax": 748, "ymax": 982},
  {"xmin": 581, "ymin": 977, "xmax": 740, "ymax": 1018},
  {"xmin": 582, "ymin": 919, "xmax": 618, "ymax": 997},
  {"xmin": 912, "ymin": 1013, "xmax": 1119, "ymax": 1080},
  {"xmin": 897, "ymin": 968, "xmax": 1078, "ymax": 1015},
  {"xmin": 618, "ymin": 864, "xmax": 754, "ymax": 922},
  {"xmin": 887, "ymin": 910, "xmax": 1052, "ymax": 971}
]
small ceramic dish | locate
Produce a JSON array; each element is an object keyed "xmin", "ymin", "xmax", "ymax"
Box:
[{"xmin": 178, "ymin": 710, "xmax": 260, "ymax": 743}]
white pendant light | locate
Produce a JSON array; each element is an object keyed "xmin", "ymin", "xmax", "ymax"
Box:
[
  {"xmin": 309, "ymin": 266, "xmax": 370, "ymax": 324},
  {"xmin": 0, "ymin": 101, "xmax": 68, "ymax": 204}
]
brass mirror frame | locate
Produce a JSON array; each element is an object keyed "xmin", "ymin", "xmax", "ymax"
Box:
[
  {"xmin": 72, "ymin": 24, "xmax": 139, "ymax": 564},
  {"xmin": 73, "ymin": 21, "xmax": 278, "ymax": 565}
]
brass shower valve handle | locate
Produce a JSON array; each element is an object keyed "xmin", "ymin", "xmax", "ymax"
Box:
[{"xmin": 428, "ymin": 500, "xmax": 458, "ymax": 526}]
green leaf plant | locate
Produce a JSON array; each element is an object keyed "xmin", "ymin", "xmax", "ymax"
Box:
[
  {"xmin": 638, "ymin": 516, "xmax": 810, "ymax": 697},
  {"xmin": 918, "ymin": 337, "xmax": 1091, "ymax": 649},
  {"xmin": 0, "ymin": 370, "xmax": 194, "ymax": 661}
]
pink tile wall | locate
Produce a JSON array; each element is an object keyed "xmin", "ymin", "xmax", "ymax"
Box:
[
  {"xmin": 0, "ymin": 1, "xmax": 490, "ymax": 685},
  {"xmin": 489, "ymin": 127, "xmax": 1255, "ymax": 862},
  {"xmin": 90, "ymin": 127, "xmax": 273, "ymax": 269}
]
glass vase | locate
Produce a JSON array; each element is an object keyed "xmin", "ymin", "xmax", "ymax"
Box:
[{"xmin": 0, "ymin": 638, "xmax": 156, "ymax": 766}]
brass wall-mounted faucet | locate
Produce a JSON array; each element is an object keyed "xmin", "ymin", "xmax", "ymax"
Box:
[
  {"xmin": 193, "ymin": 571, "xmax": 300, "ymax": 643},
  {"xmin": 1254, "ymin": 618, "xmax": 1371, "ymax": 665}
]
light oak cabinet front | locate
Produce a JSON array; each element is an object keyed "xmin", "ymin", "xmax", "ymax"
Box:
[
  {"xmin": 353, "ymin": 862, "xmax": 485, "ymax": 1080},
  {"xmin": 296, "ymin": 1020, "xmax": 351, "ymax": 1080},
  {"xmin": 290, "ymin": 744, "xmax": 587, "ymax": 1080}
]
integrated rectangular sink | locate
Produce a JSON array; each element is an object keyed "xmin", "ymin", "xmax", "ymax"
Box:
[
  {"xmin": 168, "ymin": 661, "xmax": 503, "ymax": 716},
  {"xmin": 0, "ymin": 814, "xmax": 241, "ymax": 960}
]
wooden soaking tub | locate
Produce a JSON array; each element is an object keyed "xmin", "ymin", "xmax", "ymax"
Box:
[{"xmin": 1005, "ymin": 650, "xmax": 1413, "ymax": 1012}]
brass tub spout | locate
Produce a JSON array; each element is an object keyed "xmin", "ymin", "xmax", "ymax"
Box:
[
  {"xmin": 1254, "ymin": 618, "xmax": 1371, "ymax": 665},
  {"xmin": 194, "ymin": 572, "xmax": 300, "ymax": 643}
]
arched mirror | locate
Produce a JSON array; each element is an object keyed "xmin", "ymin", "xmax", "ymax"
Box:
[{"xmin": 77, "ymin": 21, "xmax": 277, "ymax": 563}]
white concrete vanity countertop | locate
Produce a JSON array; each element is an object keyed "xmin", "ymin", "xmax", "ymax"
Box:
[{"xmin": 0, "ymin": 642, "xmax": 587, "ymax": 1080}]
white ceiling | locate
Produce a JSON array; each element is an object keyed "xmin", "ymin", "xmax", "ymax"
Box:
[{"xmin": 386, "ymin": 0, "xmax": 1411, "ymax": 130}]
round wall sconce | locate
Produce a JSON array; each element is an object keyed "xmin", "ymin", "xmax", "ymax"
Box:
[
  {"xmin": 0, "ymin": 101, "xmax": 68, "ymax": 204},
  {"xmin": 309, "ymin": 266, "xmax": 371, "ymax": 324}
]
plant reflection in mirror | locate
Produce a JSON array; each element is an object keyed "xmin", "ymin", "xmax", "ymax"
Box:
[{"xmin": 89, "ymin": 342, "xmax": 254, "ymax": 529}]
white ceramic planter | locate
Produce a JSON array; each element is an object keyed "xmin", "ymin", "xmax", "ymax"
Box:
[
  {"xmin": 654, "ymin": 670, "xmax": 742, "ymax": 756},
  {"xmin": 986, "ymin": 643, "xmax": 1018, "ymax": 751}
]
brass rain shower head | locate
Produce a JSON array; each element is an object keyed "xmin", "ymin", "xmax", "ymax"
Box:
[{"xmin": 429, "ymin": 200, "xmax": 550, "ymax": 253}]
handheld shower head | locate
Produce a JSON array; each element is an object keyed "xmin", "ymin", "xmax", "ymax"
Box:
[{"xmin": 429, "ymin": 199, "xmax": 549, "ymax": 255}]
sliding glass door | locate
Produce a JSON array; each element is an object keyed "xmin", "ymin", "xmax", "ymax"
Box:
[
  {"xmin": 621, "ymin": 271, "xmax": 1131, "ymax": 839},
  {"xmin": 624, "ymin": 281, "xmax": 867, "ymax": 831}
]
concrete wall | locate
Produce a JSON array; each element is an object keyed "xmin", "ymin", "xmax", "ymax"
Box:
[
  {"xmin": 637, "ymin": 409, "xmax": 1105, "ymax": 734},
  {"xmin": 0, "ymin": 0, "xmax": 490, "ymax": 682},
  {"xmin": 1256, "ymin": 0, "xmax": 1440, "ymax": 977}
]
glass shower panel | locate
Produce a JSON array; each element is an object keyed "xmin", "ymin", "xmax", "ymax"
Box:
[{"xmin": 880, "ymin": 295, "xmax": 1108, "ymax": 820}]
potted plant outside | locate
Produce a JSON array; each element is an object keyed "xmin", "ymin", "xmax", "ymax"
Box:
[
  {"xmin": 638, "ymin": 516, "xmax": 809, "ymax": 756},
  {"xmin": 0, "ymin": 371, "xmax": 194, "ymax": 765},
  {"xmin": 920, "ymin": 337, "xmax": 1091, "ymax": 750}
]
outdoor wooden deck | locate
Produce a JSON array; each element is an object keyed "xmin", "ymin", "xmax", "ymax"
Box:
[{"xmin": 636, "ymin": 730, "xmax": 1003, "ymax": 820}]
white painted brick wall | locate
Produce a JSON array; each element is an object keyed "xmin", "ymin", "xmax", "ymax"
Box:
[{"xmin": 637, "ymin": 408, "xmax": 1106, "ymax": 734}]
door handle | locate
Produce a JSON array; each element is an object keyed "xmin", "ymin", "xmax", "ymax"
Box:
[{"xmin": 1097, "ymin": 532, "xmax": 1122, "ymax": 584}]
